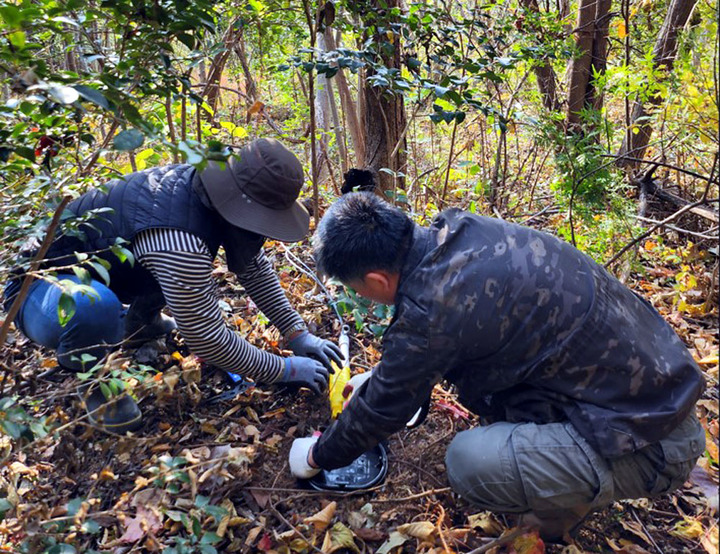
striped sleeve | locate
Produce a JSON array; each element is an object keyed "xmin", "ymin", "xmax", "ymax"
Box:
[
  {"xmin": 236, "ymin": 251, "xmax": 307, "ymax": 338},
  {"xmin": 133, "ymin": 228, "xmax": 285, "ymax": 383}
]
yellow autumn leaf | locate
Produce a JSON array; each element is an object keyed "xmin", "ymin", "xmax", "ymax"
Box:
[
  {"xmin": 397, "ymin": 521, "xmax": 436, "ymax": 540},
  {"xmin": 616, "ymin": 20, "xmax": 628, "ymax": 39},
  {"xmin": 304, "ymin": 501, "xmax": 337, "ymax": 532},
  {"xmin": 671, "ymin": 517, "xmax": 704, "ymax": 539},
  {"xmin": 698, "ymin": 354, "xmax": 719, "ymax": 365}
]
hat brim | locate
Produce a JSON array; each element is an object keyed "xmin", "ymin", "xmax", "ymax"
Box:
[{"xmin": 200, "ymin": 162, "xmax": 310, "ymax": 242}]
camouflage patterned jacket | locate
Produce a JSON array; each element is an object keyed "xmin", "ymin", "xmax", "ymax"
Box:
[{"xmin": 313, "ymin": 209, "xmax": 704, "ymax": 469}]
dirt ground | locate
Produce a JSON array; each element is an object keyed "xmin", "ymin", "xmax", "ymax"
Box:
[{"xmin": 0, "ymin": 238, "xmax": 717, "ymax": 554}]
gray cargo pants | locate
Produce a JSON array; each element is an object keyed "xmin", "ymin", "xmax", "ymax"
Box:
[{"xmin": 445, "ymin": 412, "xmax": 705, "ymax": 524}]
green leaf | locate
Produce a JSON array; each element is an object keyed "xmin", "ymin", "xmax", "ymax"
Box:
[
  {"xmin": 90, "ymin": 261, "xmax": 110, "ymax": 285},
  {"xmin": 58, "ymin": 292, "xmax": 76, "ymax": 327},
  {"xmin": 99, "ymin": 382, "xmax": 112, "ymax": 400},
  {"xmin": 73, "ymin": 85, "xmax": 110, "ymax": 109},
  {"xmin": 1, "ymin": 420, "xmax": 24, "ymax": 440},
  {"xmin": 0, "ymin": 5, "xmax": 22, "ymax": 27},
  {"xmin": 0, "ymin": 398, "xmax": 15, "ymax": 410},
  {"xmin": 80, "ymin": 519, "xmax": 101, "ymax": 534},
  {"xmin": 14, "ymin": 146, "xmax": 36, "ymax": 162},
  {"xmin": 8, "ymin": 31, "xmax": 25, "ymax": 49},
  {"xmin": 72, "ymin": 266, "xmax": 91, "ymax": 284},
  {"xmin": 67, "ymin": 497, "xmax": 85, "ymax": 516},
  {"xmin": 178, "ymin": 141, "xmax": 204, "ymax": 165},
  {"xmin": 434, "ymin": 85, "xmax": 449, "ymax": 98},
  {"xmin": 200, "ymin": 532, "xmax": 221, "ymax": 545},
  {"xmin": 113, "ymin": 129, "xmax": 144, "ymax": 151},
  {"xmin": 0, "ymin": 497, "xmax": 14, "ymax": 519}
]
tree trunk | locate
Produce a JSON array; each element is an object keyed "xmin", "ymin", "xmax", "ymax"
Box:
[
  {"xmin": 314, "ymin": 31, "xmax": 333, "ymax": 185},
  {"xmin": 204, "ymin": 22, "xmax": 241, "ymax": 119},
  {"xmin": 357, "ymin": 0, "xmax": 407, "ymax": 195},
  {"xmin": 566, "ymin": 0, "xmax": 612, "ymax": 130},
  {"xmin": 234, "ymin": 33, "xmax": 258, "ymax": 105},
  {"xmin": 325, "ymin": 29, "xmax": 364, "ymax": 167},
  {"xmin": 520, "ymin": 0, "xmax": 561, "ymax": 111},
  {"xmin": 616, "ymin": 0, "xmax": 698, "ymax": 168}
]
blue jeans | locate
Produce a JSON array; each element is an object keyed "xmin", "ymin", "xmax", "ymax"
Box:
[{"xmin": 13, "ymin": 276, "xmax": 124, "ymax": 370}]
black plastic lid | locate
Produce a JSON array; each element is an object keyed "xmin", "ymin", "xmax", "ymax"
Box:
[{"xmin": 307, "ymin": 443, "xmax": 388, "ymax": 491}]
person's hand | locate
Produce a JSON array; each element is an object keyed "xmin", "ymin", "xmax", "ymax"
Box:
[
  {"xmin": 342, "ymin": 370, "xmax": 373, "ymax": 408},
  {"xmin": 282, "ymin": 357, "xmax": 329, "ymax": 394},
  {"xmin": 289, "ymin": 436, "xmax": 321, "ymax": 479},
  {"xmin": 288, "ymin": 331, "xmax": 343, "ymax": 372}
]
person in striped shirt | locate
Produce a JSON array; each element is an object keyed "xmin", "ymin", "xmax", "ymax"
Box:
[{"xmin": 4, "ymin": 139, "xmax": 342, "ymax": 432}]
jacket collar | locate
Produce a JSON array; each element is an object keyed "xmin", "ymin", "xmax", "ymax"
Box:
[{"xmin": 397, "ymin": 223, "xmax": 431, "ymax": 294}]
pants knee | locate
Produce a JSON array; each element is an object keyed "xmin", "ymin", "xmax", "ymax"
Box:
[
  {"xmin": 57, "ymin": 282, "xmax": 123, "ymax": 369},
  {"xmin": 445, "ymin": 424, "xmax": 526, "ymax": 512},
  {"xmin": 67, "ymin": 284, "xmax": 123, "ymax": 335}
]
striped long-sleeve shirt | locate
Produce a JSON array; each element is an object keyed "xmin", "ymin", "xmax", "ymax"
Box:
[{"xmin": 133, "ymin": 228, "xmax": 306, "ymax": 383}]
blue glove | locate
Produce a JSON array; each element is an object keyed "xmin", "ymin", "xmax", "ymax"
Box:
[
  {"xmin": 282, "ymin": 356, "xmax": 329, "ymax": 395},
  {"xmin": 288, "ymin": 331, "xmax": 343, "ymax": 372}
]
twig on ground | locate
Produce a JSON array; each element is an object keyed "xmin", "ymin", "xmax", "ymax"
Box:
[
  {"xmin": 605, "ymin": 199, "xmax": 718, "ymax": 268},
  {"xmin": 372, "ymin": 487, "xmax": 452, "ymax": 503},
  {"xmin": 267, "ymin": 501, "xmax": 325, "ymax": 554}
]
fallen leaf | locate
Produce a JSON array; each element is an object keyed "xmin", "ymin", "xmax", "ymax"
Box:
[
  {"xmin": 354, "ymin": 527, "xmax": 386, "ymax": 541},
  {"xmin": 304, "ymin": 501, "xmax": 337, "ymax": 532},
  {"xmin": 671, "ymin": 517, "xmax": 704, "ymax": 539},
  {"xmin": 119, "ymin": 490, "xmax": 164, "ymax": 544},
  {"xmin": 216, "ymin": 499, "xmax": 236, "ymax": 538},
  {"xmin": 257, "ymin": 532, "xmax": 273, "ymax": 551},
  {"xmin": 619, "ymin": 518, "xmax": 653, "ymax": 545},
  {"xmin": 702, "ymin": 524, "xmax": 719, "ymax": 554},
  {"xmin": 468, "ymin": 511, "xmax": 503, "ymax": 536},
  {"xmin": 605, "ymin": 538, "xmax": 651, "ymax": 554},
  {"xmin": 689, "ymin": 465, "xmax": 719, "ymax": 514},
  {"xmin": 376, "ymin": 530, "xmax": 409, "ymax": 554},
  {"xmin": 396, "ymin": 520, "xmax": 435, "ymax": 540},
  {"xmin": 249, "ymin": 489, "xmax": 270, "ymax": 509},
  {"xmin": 510, "ymin": 530, "xmax": 545, "ymax": 554},
  {"xmin": 98, "ymin": 467, "xmax": 116, "ymax": 481},
  {"xmin": 246, "ymin": 525, "xmax": 263, "ymax": 546},
  {"xmin": 446, "ymin": 527, "xmax": 470, "ymax": 542},
  {"xmin": 321, "ymin": 522, "xmax": 360, "ymax": 553}
]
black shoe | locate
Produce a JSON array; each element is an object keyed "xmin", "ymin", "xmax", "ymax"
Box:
[
  {"xmin": 124, "ymin": 292, "xmax": 176, "ymax": 345},
  {"xmin": 78, "ymin": 385, "xmax": 143, "ymax": 434}
]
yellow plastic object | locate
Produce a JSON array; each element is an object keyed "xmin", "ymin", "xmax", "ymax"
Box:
[{"xmin": 328, "ymin": 361, "xmax": 351, "ymax": 418}]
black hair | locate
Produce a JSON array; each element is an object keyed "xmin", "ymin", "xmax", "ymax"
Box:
[
  {"xmin": 313, "ymin": 192, "xmax": 414, "ymax": 283},
  {"xmin": 341, "ymin": 168, "xmax": 377, "ymax": 195}
]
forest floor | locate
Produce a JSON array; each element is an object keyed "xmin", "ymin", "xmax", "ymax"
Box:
[{"xmin": 0, "ymin": 221, "xmax": 717, "ymax": 554}]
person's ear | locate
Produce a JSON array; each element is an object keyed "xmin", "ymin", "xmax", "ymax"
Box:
[{"xmin": 364, "ymin": 271, "xmax": 391, "ymax": 292}]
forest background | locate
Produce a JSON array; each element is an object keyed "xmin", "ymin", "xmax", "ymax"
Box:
[{"xmin": 0, "ymin": 0, "xmax": 718, "ymax": 552}]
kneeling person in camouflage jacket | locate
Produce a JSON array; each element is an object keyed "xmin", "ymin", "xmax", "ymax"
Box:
[{"xmin": 289, "ymin": 192, "xmax": 705, "ymax": 540}]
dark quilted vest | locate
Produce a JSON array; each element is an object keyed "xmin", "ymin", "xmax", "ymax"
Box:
[{"xmin": 19, "ymin": 165, "xmax": 225, "ymax": 303}]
